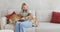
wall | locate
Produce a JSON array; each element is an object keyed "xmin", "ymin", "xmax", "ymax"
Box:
[{"xmin": 0, "ymin": 0, "xmax": 60, "ymax": 22}]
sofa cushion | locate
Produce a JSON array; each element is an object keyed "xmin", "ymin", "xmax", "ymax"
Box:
[
  {"xmin": 0, "ymin": 30, "xmax": 14, "ymax": 32},
  {"xmin": 4, "ymin": 24, "xmax": 14, "ymax": 30},
  {"xmin": 51, "ymin": 12, "xmax": 60, "ymax": 23}
]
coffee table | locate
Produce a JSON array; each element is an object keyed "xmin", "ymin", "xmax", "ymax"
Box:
[{"xmin": 0, "ymin": 30, "xmax": 14, "ymax": 32}]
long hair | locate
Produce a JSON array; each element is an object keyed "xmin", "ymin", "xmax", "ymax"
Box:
[{"xmin": 21, "ymin": 3, "xmax": 27, "ymax": 11}]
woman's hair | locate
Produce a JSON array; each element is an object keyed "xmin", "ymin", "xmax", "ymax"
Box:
[{"xmin": 21, "ymin": 3, "xmax": 27, "ymax": 10}]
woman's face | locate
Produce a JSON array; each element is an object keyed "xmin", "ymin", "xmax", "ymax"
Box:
[{"xmin": 22, "ymin": 5, "xmax": 28, "ymax": 11}]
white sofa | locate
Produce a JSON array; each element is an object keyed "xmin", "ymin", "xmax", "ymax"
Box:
[
  {"xmin": 1, "ymin": 17, "xmax": 60, "ymax": 32},
  {"xmin": 1, "ymin": 10, "xmax": 60, "ymax": 32}
]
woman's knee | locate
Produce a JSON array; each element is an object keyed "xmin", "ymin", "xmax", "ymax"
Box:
[
  {"xmin": 20, "ymin": 22, "xmax": 24, "ymax": 25},
  {"xmin": 16, "ymin": 22, "xmax": 20, "ymax": 25},
  {"xmin": 20, "ymin": 22, "xmax": 26, "ymax": 27}
]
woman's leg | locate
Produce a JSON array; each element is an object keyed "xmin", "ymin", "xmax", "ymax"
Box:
[
  {"xmin": 20, "ymin": 21, "xmax": 32, "ymax": 28},
  {"xmin": 20, "ymin": 23, "xmax": 26, "ymax": 32},
  {"xmin": 15, "ymin": 21, "xmax": 33, "ymax": 32},
  {"xmin": 15, "ymin": 22, "xmax": 20, "ymax": 32},
  {"xmin": 20, "ymin": 21, "xmax": 33, "ymax": 32}
]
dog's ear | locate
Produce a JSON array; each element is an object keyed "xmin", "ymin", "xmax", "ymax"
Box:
[
  {"xmin": 7, "ymin": 19, "xmax": 10, "ymax": 24},
  {"xmin": 28, "ymin": 13, "xmax": 33, "ymax": 18}
]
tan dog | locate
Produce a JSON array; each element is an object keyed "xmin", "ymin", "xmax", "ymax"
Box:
[
  {"xmin": 28, "ymin": 13, "xmax": 39, "ymax": 27},
  {"xmin": 9, "ymin": 13, "xmax": 39, "ymax": 30},
  {"xmin": 9, "ymin": 14, "xmax": 22, "ymax": 25},
  {"xmin": 9, "ymin": 14, "xmax": 23, "ymax": 30}
]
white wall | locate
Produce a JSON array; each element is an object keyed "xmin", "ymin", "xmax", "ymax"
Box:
[{"xmin": 0, "ymin": 0, "xmax": 60, "ymax": 22}]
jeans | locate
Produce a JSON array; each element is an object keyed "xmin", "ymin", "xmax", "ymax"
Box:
[{"xmin": 15, "ymin": 21, "xmax": 33, "ymax": 32}]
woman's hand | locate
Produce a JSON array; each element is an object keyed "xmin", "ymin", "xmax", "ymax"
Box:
[{"xmin": 20, "ymin": 17, "xmax": 25, "ymax": 20}]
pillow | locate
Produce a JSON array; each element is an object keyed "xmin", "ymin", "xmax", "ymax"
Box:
[
  {"xmin": 6, "ymin": 11, "xmax": 16, "ymax": 19},
  {"xmin": 5, "ymin": 11, "xmax": 16, "ymax": 24},
  {"xmin": 51, "ymin": 12, "xmax": 60, "ymax": 23}
]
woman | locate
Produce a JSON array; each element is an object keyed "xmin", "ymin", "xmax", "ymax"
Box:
[{"xmin": 15, "ymin": 3, "xmax": 38, "ymax": 32}]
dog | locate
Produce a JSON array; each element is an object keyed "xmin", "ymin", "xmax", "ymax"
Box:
[{"xmin": 28, "ymin": 13, "xmax": 39, "ymax": 27}]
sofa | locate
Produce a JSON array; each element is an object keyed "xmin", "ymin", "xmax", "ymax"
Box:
[{"xmin": 1, "ymin": 10, "xmax": 60, "ymax": 32}]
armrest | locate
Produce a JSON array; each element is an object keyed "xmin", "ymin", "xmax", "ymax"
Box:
[{"xmin": 0, "ymin": 17, "xmax": 7, "ymax": 29}]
